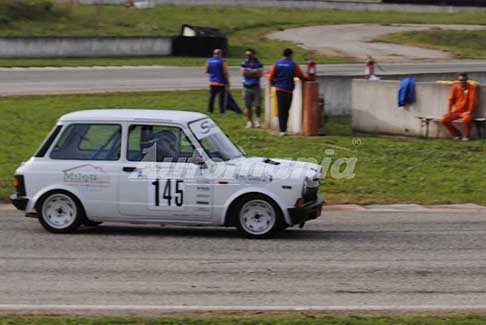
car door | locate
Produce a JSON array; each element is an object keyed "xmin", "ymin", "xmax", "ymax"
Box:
[{"xmin": 118, "ymin": 123, "xmax": 213, "ymax": 222}]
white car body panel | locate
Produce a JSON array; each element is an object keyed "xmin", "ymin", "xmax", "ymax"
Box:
[{"xmin": 12, "ymin": 109, "xmax": 323, "ymax": 229}]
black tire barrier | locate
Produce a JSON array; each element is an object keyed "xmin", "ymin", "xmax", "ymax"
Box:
[
  {"xmin": 172, "ymin": 36, "xmax": 228, "ymax": 57},
  {"xmin": 172, "ymin": 24, "xmax": 228, "ymax": 58}
]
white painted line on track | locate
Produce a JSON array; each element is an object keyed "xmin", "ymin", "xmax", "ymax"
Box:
[
  {"xmin": 2, "ymin": 305, "xmax": 486, "ymax": 312},
  {"xmin": 0, "ymin": 204, "xmax": 14, "ymax": 211}
]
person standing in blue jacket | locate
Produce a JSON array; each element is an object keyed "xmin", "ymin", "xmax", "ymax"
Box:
[
  {"xmin": 268, "ymin": 48, "xmax": 307, "ymax": 136},
  {"xmin": 241, "ymin": 48, "xmax": 263, "ymax": 128},
  {"xmin": 205, "ymin": 49, "xmax": 229, "ymax": 114}
]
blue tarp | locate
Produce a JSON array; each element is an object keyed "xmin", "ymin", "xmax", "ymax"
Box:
[{"xmin": 226, "ymin": 92, "xmax": 243, "ymax": 114}]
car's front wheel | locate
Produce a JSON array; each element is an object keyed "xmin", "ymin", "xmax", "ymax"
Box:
[
  {"xmin": 37, "ymin": 191, "xmax": 84, "ymax": 233},
  {"xmin": 235, "ymin": 194, "xmax": 283, "ymax": 239}
]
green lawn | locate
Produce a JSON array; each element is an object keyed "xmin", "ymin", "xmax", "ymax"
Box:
[
  {"xmin": 3, "ymin": 315, "xmax": 486, "ymax": 324},
  {"xmin": 377, "ymin": 29, "xmax": 486, "ymax": 60},
  {"xmin": 2, "ymin": 4, "xmax": 486, "ymax": 66},
  {"xmin": 2, "ymin": 90, "xmax": 486, "ymax": 205}
]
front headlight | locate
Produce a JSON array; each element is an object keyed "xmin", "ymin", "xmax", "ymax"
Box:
[
  {"xmin": 305, "ymin": 172, "xmax": 321, "ymax": 188},
  {"xmin": 302, "ymin": 172, "xmax": 321, "ymax": 202}
]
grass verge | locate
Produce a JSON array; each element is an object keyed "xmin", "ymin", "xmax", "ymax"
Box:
[
  {"xmin": 377, "ymin": 29, "xmax": 486, "ymax": 60},
  {"xmin": 2, "ymin": 5, "xmax": 486, "ymax": 66},
  {"xmin": 1, "ymin": 90, "xmax": 486, "ymax": 205},
  {"xmin": 3, "ymin": 315, "xmax": 486, "ymax": 324}
]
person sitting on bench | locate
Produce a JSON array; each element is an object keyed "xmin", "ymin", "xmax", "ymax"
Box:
[{"xmin": 441, "ymin": 73, "xmax": 478, "ymax": 141}]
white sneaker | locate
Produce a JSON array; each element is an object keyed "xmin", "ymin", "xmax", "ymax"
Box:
[
  {"xmin": 255, "ymin": 119, "xmax": 262, "ymax": 128},
  {"xmin": 279, "ymin": 132, "xmax": 287, "ymax": 137},
  {"xmin": 245, "ymin": 121, "xmax": 253, "ymax": 129},
  {"xmin": 462, "ymin": 137, "xmax": 470, "ymax": 141}
]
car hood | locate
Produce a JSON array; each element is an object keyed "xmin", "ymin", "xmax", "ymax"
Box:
[{"xmin": 223, "ymin": 156, "xmax": 322, "ymax": 183}]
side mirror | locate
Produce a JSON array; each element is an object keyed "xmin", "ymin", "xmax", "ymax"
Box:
[{"xmin": 197, "ymin": 160, "xmax": 208, "ymax": 169}]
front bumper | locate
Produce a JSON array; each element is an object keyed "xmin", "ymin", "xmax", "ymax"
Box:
[
  {"xmin": 10, "ymin": 194, "xmax": 28, "ymax": 211},
  {"xmin": 288, "ymin": 196, "xmax": 324, "ymax": 225}
]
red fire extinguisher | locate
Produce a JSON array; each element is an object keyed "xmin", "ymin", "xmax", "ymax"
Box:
[
  {"xmin": 307, "ymin": 59, "xmax": 316, "ymax": 81},
  {"xmin": 306, "ymin": 51, "xmax": 317, "ymax": 81}
]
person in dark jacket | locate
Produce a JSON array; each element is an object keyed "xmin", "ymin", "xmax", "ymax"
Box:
[
  {"xmin": 205, "ymin": 49, "xmax": 229, "ymax": 114},
  {"xmin": 268, "ymin": 48, "xmax": 307, "ymax": 136}
]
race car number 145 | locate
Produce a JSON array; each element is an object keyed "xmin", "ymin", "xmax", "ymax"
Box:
[{"xmin": 151, "ymin": 179, "xmax": 184, "ymax": 208}]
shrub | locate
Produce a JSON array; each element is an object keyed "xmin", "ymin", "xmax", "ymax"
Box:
[{"xmin": 0, "ymin": 0, "xmax": 58, "ymax": 23}]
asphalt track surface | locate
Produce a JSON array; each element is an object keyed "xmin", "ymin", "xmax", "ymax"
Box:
[
  {"xmin": 2, "ymin": 206, "xmax": 486, "ymax": 314},
  {"xmin": 269, "ymin": 24, "xmax": 486, "ymax": 62},
  {"xmin": 2, "ymin": 62, "xmax": 486, "ymax": 96}
]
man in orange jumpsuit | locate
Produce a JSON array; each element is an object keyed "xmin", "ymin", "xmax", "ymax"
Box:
[{"xmin": 441, "ymin": 73, "xmax": 478, "ymax": 141}]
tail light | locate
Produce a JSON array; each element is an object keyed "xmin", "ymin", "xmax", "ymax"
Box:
[{"xmin": 13, "ymin": 175, "xmax": 26, "ymax": 196}]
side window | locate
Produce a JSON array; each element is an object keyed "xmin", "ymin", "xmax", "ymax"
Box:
[
  {"xmin": 50, "ymin": 124, "xmax": 121, "ymax": 161},
  {"xmin": 127, "ymin": 125, "xmax": 196, "ymax": 162},
  {"xmin": 35, "ymin": 125, "xmax": 63, "ymax": 158}
]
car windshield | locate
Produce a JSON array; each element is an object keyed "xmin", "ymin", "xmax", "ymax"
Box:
[{"xmin": 189, "ymin": 118, "xmax": 243, "ymax": 161}]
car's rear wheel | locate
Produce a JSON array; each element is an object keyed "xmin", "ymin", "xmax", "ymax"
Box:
[
  {"xmin": 235, "ymin": 194, "xmax": 283, "ymax": 239},
  {"xmin": 38, "ymin": 192, "xmax": 84, "ymax": 233}
]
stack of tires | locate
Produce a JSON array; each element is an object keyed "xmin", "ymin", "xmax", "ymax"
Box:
[{"xmin": 382, "ymin": 0, "xmax": 486, "ymax": 6}]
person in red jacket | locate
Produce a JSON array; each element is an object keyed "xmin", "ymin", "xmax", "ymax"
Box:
[{"xmin": 441, "ymin": 73, "xmax": 478, "ymax": 141}]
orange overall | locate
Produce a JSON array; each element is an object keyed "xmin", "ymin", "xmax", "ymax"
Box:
[{"xmin": 441, "ymin": 81, "xmax": 478, "ymax": 138}]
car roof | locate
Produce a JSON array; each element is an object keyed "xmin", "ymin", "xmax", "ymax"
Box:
[{"xmin": 58, "ymin": 109, "xmax": 208, "ymax": 124}]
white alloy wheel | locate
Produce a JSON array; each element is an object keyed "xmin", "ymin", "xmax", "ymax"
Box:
[
  {"xmin": 239, "ymin": 199, "xmax": 277, "ymax": 237},
  {"xmin": 38, "ymin": 192, "xmax": 83, "ymax": 233}
]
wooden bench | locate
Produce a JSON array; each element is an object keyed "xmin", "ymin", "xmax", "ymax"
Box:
[{"xmin": 416, "ymin": 115, "xmax": 486, "ymax": 138}]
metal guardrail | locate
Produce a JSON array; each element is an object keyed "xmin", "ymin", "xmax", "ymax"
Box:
[{"xmin": 383, "ymin": 0, "xmax": 486, "ymax": 6}]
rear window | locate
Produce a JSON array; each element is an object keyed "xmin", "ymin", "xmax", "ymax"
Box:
[{"xmin": 50, "ymin": 124, "xmax": 121, "ymax": 161}]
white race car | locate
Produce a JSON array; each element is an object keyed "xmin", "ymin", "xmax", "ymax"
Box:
[{"xmin": 10, "ymin": 109, "xmax": 324, "ymax": 238}]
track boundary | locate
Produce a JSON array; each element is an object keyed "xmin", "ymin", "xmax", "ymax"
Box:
[{"xmin": 2, "ymin": 304, "xmax": 486, "ymax": 312}]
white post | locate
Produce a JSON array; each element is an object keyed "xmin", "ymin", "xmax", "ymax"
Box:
[
  {"xmin": 264, "ymin": 78, "xmax": 303, "ymax": 135},
  {"xmin": 288, "ymin": 79, "xmax": 303, "ymax": 135}
]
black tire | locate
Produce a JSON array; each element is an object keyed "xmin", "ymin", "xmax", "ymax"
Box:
[
  {"xmin": 36, "ymin": 191, "xmax": 84, "ymax": 234},
  {"xmin": 234, "ymin": 194, "xmax": 284, "ymax": 239}
]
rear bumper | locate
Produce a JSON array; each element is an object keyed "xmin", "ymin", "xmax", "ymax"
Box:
[
  {"xmin": 10, "ymin": 194, "xmax": 28, "ymax": 211},
  {"xmin": 288, "ymin": 196, "xmax": 324, "ymax": 225}
]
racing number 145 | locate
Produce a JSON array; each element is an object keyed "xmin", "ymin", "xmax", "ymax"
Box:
[{"xmin": 152, "ymin": 179, "xmax": 184, "ymax": 207}]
